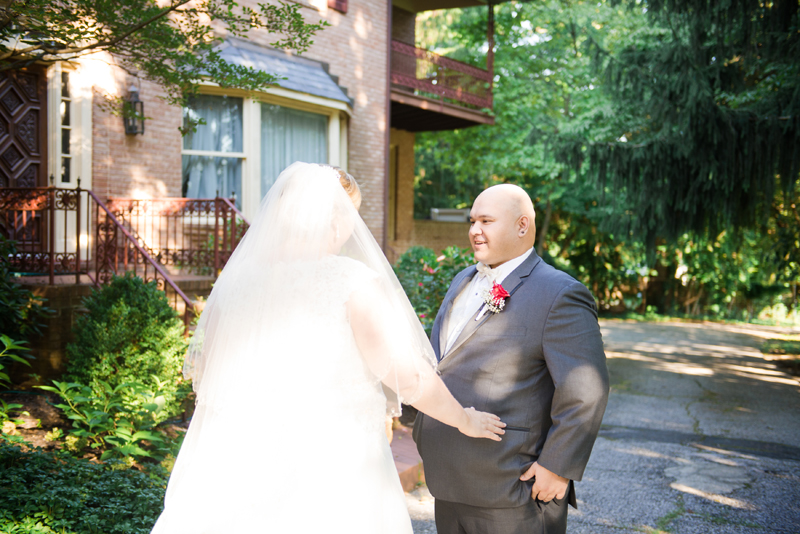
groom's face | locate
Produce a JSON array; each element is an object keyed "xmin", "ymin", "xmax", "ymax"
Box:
[{"xmin": 469, "ymin": 193, "xmax": 520, "ymax": 268}]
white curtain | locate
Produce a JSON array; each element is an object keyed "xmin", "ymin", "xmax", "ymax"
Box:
[
  {"xmin": 260, "ymin": 104, "xmax": 328, "ymax": 197},
  {"xmin": 182, "ymin": 95, "xmax": 244, "ymax": 202}
]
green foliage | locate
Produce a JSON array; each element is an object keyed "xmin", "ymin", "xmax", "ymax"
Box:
[
  {"xmin": 0, "ymin": 335, "xmax": 31, "ymax": 389},
  {"xmin": 65, "ymin": 273, "xmax": 188, "ymax": 420},
  {"xmin": 37, "ymin": 380, "xmax": 171, "ymax": 463},
  {"xmin": 394, "ymin": 246, "xmax": 475, "ymax": 334},
  {"xmin": 0, "ymin": 336, "xmax": 31, "ymax": 431},
  {"xmin": 560, "ymin": 0, "xmax": 800, "ymax": 244},
  {"xmin": 412, "ymin": 1, "xmax": 798, "ymax": 321},
  {"xmin": 762, "ymin": 337, "xmax": 800, "ymax": 376},
  {"xmin": 0, "ymin": 0, "xmax": 328, "ymax": 110},
  {"xmin": 0, "ymin": 442, "xmax": 166, "ymax": 534},
  {"xmin": 762, "ymin": 339, "xmax": 800, "ymax": 356},
  {"xmin": 0, "ymin": 237, "xmax": 52, "ymax": 343}
]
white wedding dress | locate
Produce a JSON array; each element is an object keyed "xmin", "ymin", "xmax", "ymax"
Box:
[
  {"xmin": 152, "ymin": 163, "xmax": 437, "ymax": 534},
  {"xmin": 151, "ymin": 256, "xmax": 415, "ymax": 534}
]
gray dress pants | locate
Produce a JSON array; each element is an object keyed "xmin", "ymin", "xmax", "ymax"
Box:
[{"xmin": 434, "ymin": 483, "xmax": 574, "ymax": 534}]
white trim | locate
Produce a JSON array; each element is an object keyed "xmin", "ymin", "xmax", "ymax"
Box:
[
  {"xmin": 181, "ymin": 149, "xmax": 247, "ymax": 158},
  {"xmin": 242, "ymin": 98, "xmax": 261, "ymax": 220},
  {"xmin": 47, "ymin": 62, "xmax": 92, "ymax": 258},
  {"xmin": 46, "ymin": 62, "xmax": 61, "ymax": 186},
  {"xmin": 328, "ymin": 111, "xmax": 340, "ymax": 167},
  {"xmin": 196, "ymin": 81, "xmax": 352, "ymax": 115},
  {"xmin": 183, "ymin": 84, "xmax": 349, "ymax": 219},
  {"xmin": 339, "ymin": 112, "xmax": 348, "ymax": 172}
]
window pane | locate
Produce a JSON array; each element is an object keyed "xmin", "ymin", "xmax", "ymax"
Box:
[
  {"xmin": 60, "ymin": 100, "xmax": 70, "ymax": 126},
  {"xmin": 61, "ymin": 129, "xmax": 70, "ymax": 155},
  {"xmin": 182, "ymin": 155, "xmax": 242, "ymax": 206},
  {"xmin": 61, "ymin": 72, "xmax": 70, "ymax": 99},
  {"xmin": 61, "ymin": 157, "xmax": 71, "ymax": 183},
  {"xmin": 183, "ymin": 95, "xmax": 243, "ymax": 153},
  {"xmin": 260, "ymin": 104, "xmax": 327, "ymax": 196}
]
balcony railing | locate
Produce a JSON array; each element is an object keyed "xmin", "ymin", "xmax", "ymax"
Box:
[
  {"xmin": 0, "ymin": 186, "xmax": 250, "ymax": 328},
  {"xmin": 390, "ymin": 40, "xmax": 492, "ymax": 110},
  {"xmin": 105, "ymin": 197, "xmax": 248, "ymax": 277}
]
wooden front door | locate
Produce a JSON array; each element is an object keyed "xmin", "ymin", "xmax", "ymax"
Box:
[{"xmin": 0, "ymin": 66, "xmax": 48, "ymax": 188}]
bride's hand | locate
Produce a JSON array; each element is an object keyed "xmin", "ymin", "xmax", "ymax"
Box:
[{"xmin": 458, "ymin": 407, "xmax": 506, "ymax": 441}]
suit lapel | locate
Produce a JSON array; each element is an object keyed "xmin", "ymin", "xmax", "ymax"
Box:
[
  {"xmin": 435, "ymin": 267, "xmax": 476, "ymax": 361},
  {"xmin": 440, "ymin": 251, "xmax": 542, "ymax": 366}
]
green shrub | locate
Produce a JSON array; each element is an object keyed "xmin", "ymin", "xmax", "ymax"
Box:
[
  {"xmin": 0, "ymin": 336, "xmax": 31, "ymax": 431},
  {"xmin": 0, "ymin": 442, "xmax": 165, "ymax": 534},
  {"xmin": 0, "ymin": 237, "xmax": 52, "ymax": 343},
  {"xmin": 66, "ymin": 273, "xmax": 188, "ymax": 420},
  {"xmin": 37, "ymin": 380, "xmax": 172, "ymax": 463},
  {"xmin": 394, "ymin": 246, "xmax": 475, "ymax": 335}
]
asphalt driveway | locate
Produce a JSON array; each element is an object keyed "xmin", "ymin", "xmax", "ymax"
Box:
[{"xmin": 407, "ymin": 320, "xmax": 800, "ymax": 533}]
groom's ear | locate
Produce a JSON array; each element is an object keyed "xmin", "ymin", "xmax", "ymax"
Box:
[
  {"xmin": 518, "ymin": 215, "xmax": 536, "ymax": 245},
  {"xmin": 518, "ymin": 215, "xmax": 531, "ymax": 237}
]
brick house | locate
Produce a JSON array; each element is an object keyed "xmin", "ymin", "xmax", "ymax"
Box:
[{"xmin": 0, "ymin": 0, "xmax": 495, "ymax": 376}]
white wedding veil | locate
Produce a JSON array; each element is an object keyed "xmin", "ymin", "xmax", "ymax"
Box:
[{"xmin": 183, "ymin": 162, "xmax": 438, "ymax": 417}]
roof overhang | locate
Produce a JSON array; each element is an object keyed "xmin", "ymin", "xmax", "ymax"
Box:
[
  {"xmin": 390, "ymin": 89, "xmax": 494, "ymax": 132},
  {"xmin": 215, "ymin": 38, "xmax": 352, "ymax": 108},
  {"xmin": 393, "ymin": 0, "xmax": 487, "ymax": 13}
]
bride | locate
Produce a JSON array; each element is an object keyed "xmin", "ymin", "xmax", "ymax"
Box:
[{"xmin": 151, "ymin": 162, "xmax": 505, "ymax": 533}]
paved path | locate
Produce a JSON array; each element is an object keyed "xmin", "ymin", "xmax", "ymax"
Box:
[{"xmin": 407, "ymin": 320, "xmax": 800, "ymax": 533}]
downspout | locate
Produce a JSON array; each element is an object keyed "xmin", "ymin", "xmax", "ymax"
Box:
[{"xmin": 382, "ymin": 1, "xmax": 393, "ymax": 252}]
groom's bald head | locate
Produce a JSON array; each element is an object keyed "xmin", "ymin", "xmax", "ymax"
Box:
[{"xmin": 469, "ymin": 184, "xmax": 536, "ymax": 267}]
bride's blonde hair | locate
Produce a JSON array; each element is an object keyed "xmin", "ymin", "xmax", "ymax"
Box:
[{"xmin": 326, "ymin": 165, "xmax": 361, "ymax": 210}]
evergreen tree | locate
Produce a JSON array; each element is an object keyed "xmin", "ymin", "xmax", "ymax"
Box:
[{"xmin": 561, "ymin": 0, "xmax": 800, "ymax": 246}]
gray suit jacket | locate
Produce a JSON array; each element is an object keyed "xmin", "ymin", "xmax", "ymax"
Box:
[{"xmin": 413, "ymin": 250, "xmax": 609, "ymax": 509}]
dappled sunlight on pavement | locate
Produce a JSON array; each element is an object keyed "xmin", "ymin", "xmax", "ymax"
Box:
[
  {"xmin": 409, "ymin": 321, "xmax": 800, "ymax": 533},
  {"xmin": 565, "ymin": 321, "xmax": 800, "ymax": 534}
]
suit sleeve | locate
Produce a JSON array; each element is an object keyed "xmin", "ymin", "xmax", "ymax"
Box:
[{"xmin": 536, "ymin": 281, "xmax": 609, "ymax": 481}]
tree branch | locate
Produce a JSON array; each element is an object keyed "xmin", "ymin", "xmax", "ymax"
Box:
[{"xmin": 40, "ymin": 0, "xmax": 193, "ymax": 57}]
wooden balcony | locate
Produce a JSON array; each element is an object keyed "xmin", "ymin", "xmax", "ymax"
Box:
[{"xmin": 390, "ymin": 40, "xmax": 495, "ymax": 132}]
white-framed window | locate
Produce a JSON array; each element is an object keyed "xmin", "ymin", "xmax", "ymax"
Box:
[
  {"xmin": 47, "ymin": 61, "xmax": 92, "ymax": 257},
  {"xmin": 59, "ymin": 71, "xmax": 72, "ymax": 184},
  {"xmin": 48, "ymin": 61, "xmax": 91, "ymax": 190},
  {"xmin": 181, "ymin": 87, "xmax": 349, "ymax": 219}
]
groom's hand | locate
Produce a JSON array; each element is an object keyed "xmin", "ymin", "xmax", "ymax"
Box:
[{"xmin": 520, "ymin": 462, "xmax": 568, "ymax": 503}]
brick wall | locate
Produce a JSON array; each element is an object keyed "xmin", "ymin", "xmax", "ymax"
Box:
[
  {"xmin": 10, "ymin": 284, "xmax": 94, "ymax": 382},
  {"xmin": 392, "ymin": 6, "xmax": 416, "ymax": 43},
  {"xmin": 388, "ymin": 220, "xmax": 472, "ymax": 263},
  {"xmin": 89, "ymin": 0, "xmax": 390, "ymax": 239},
  {"xmin": 388, "ymin": 127, "xmax": 414, "ymax": 259},
  {"xmin": 245, "ymin": 0, "xmax": 390, "ymax": 239},
  {"xmin": 91, "ymin": 75, "xmax": 183, "ymax": 200}
]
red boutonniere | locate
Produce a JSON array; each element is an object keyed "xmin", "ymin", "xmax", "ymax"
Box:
[{"xmin": 477, "ymin": 282, "xmax": 510, "ymax": 320}]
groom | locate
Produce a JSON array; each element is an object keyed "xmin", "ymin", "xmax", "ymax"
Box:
[{"xmin": 413, "ymin": 184, "xmax": 609, "ymax": 534}]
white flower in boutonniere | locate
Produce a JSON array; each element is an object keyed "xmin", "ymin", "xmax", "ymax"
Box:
[{"xmin": 476, "ymin": 281, "xmax": 510, "ymax": 320}]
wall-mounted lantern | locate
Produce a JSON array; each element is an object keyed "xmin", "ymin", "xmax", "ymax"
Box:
[{"xmin": 123, "ymin": 85, "xmax": 145, "ymax": 135}]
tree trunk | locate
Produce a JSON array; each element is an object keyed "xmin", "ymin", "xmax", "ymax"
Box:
[{"xmin": 536, "ymin": 199, "xmax": 552, "ymax": 256}]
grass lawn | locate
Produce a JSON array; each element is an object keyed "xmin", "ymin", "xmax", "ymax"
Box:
[{"xmin": 761, "ymin": 338, "xmax": 800, "ymax": 377}]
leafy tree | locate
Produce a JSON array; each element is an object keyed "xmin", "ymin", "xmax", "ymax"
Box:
[
  {"xmin": 411, "ymin": 1, "xmax": 798, "ymax": 319},
  {"xmin": 0, "ymin": 0, "xmax": 327, "ymax": 108},
  {"xmin": 413, "ymin": 1, "xmax": 649, "ymax": 304},
  {"xmin": 560, "ymin": 0, "xmax": 800, "ymax": 245}
]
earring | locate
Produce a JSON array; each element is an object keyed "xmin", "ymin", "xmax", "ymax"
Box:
[{"xmin": 336, "ymin": 227, "xmax": 340, "ymax": 239}]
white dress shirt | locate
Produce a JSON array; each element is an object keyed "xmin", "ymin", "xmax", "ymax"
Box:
[{"xmin": 443, "ymin": 247, "xmax": 533, "ymax": 356}]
